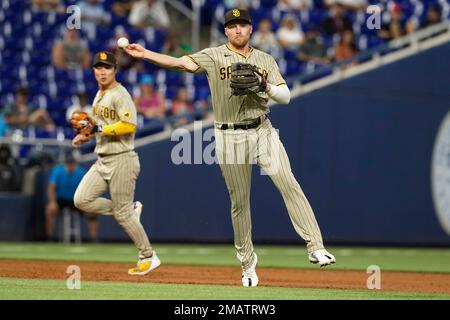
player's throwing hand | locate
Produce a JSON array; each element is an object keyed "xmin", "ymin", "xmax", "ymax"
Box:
[{"xmin": 123, "ymin": 43, "xmax": 146, "ymax": 59}]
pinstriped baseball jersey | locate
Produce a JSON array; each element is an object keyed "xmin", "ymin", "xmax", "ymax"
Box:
[
  {"xmin": 92, "ymin": 84, "xmax": 137, "ymax": 155},
  {"xmin": 187, "ymin": 43, "xmax": 326, "ymax": 271},
  {"xmin": 188, "ymin": 44, "xmax": 286, "ymax": 123},
  {"xmin": 74, "ymin": 82, "xmax": 153, "ymax": 260}
]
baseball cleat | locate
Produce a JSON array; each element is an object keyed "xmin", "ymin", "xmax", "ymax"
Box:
[
  {"xmin": 133, "ymin": 201, "xmax": 143, "ymax": 221},
  {"xmin": 128, "ymin": 253, "xmax": 161, "ymax": 275},
  {"xmin": 308, "ymin": 249, "xmax": 336, "ymax": 267},
  {"xmin": 242, "ymin": 253, "xmax": 259, "ymax": 287}
]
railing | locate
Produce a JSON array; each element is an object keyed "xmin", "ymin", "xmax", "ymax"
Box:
[{"xmin": 164, "ymin": 0, "xmax": 202, "ymax": 52}]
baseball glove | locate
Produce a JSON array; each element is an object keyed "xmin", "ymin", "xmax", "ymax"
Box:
[
  {"xmin": 230, "ymin": 62, "xmax": 267, "ymax": 96},
  {"xmin": 70, "ymin": 111, "xmax": 96, "ymax": 136}
]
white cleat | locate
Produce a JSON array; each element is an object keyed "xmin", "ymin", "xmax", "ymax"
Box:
[
  {"xmin": 133, "ymin": 201, "xmax": 143, "ymax": 221},
  {"xmin": 308, "ymin": 249, "xmax": 336, "ymax": 267},
  {"xmin": 128, "ymin": 253, "xmax": 161, "ymax": 275},
  {"xmin": 242, "ymin": 253, "xmax": 259, "ymax": 287}
]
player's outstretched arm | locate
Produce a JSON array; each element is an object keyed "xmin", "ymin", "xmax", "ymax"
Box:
[{"xmin": 123, "ymin": 43, "xmax": 198, "ymax": 73}]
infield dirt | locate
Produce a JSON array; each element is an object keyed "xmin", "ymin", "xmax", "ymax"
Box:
[{"xmin": 1, "ymin": 259, "xmax": 450, "ymax": 294}]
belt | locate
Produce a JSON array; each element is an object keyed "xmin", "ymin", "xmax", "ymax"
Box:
[
  {"xmin": 98, "ymin": 150, "xmax": 132, "ymax": 158},
  {"xmin": 216, "ymin": 115, "xmax": 267, "ymax": 130}
]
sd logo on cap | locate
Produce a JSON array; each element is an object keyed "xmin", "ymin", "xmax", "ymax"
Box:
[
  {"xmin": 93, "ymin": 51, "xmax": 117, "ymax": 68},
  {"xmin": 224, "ymin": 8, "xmax": 251, "ymax": 27}
]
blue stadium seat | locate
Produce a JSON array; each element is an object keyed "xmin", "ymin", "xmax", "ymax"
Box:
[
  {"xmin": 285, "ymin": 59, "xmax": 304, "ymax": 76},
  {"xmin": 194, "ymin": 86, "xmax": 211, "ymax": 101},
  {"xmin": 166, "ymin": 86, "xmax": 180, "ymax": 100},
  {"xmin": 49, "ymin": 110, "xmax": 67, "ymax": 128},
  {"xmin": 110, "ymin": 13, "xmax": 128, "ymax": 27},
  {"xmin": 166, "ymin": 71, "xmax": 186, "ymax": 86},
  {"xmin": 194, "ymin": 74, "xmax": 209, "ymax": 87},
  {"xmin": 2, "ymin": 49, "xmax": 22, "ymax": 65},
  {"xmin": 0, "ymin": 78, "xmax": 16, "ymax": 95},
  {"xmin": 136, "ymin": 118, "xmax": 165, "ymax": 138},
  {"xmin": 283, "ymin": 49, "xmax": 298, "ymax": 61}
]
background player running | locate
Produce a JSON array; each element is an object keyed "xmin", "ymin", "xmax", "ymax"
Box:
[{"xmin": 71, "ymin": 51, "xmax": 160, "ymax": 275}]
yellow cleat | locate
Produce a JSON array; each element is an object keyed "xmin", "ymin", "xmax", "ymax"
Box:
[{"xmin": 128, "ymin": 253, "xmax": 161, "ymax": 275}]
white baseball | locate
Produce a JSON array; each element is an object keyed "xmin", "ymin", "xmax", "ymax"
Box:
[{"xmin": 117, "ymin": 37, "xmax": 129, "ymax": 48}]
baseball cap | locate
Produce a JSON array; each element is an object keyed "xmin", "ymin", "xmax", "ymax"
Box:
[
  {"xmin": 224, "ymin": 8, "xmax": 252, "ymax": 27},
  {"xmin": 92, "ymin": 51, "xmax": 117, "ymax": 68}
]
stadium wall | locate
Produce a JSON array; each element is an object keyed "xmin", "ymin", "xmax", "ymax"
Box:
[{"xmin": 1, "ymin": 42, "xmax": 450, "ymax": 245}]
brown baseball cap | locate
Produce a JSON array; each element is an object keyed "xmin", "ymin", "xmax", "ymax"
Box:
[
  {"xmin": 92, "ymin": 51, "xmax": 117, "ymax": 67},
  {"xmin": 224, "ymin": 8, "xmax": 252, "ymax": 27}
]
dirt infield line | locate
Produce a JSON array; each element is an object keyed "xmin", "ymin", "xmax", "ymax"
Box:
[{"xmin": 0, "ymin": 259, "xmax": 449, "ymax": 294}]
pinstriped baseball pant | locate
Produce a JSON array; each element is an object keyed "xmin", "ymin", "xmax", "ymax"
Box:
[
  {"xmin": 74, "ymin": 151, "xmax": 153, "ymax": 258},
  {"xmin": 215, "ymin": 118, "xmax": 324, "ymax": 268}
]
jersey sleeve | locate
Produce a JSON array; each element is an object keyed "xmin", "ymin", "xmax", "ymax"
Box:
[
  {"xmin": 267, "ymin": 56, "xmax": 286, "ymax": 87},
  {"xmin": 187, "ymin": 48, "xmax": 215, "ymax": 75},
  {"xmin": 113, "ymin": 88, "xmax": 138, "ymax": 126}
]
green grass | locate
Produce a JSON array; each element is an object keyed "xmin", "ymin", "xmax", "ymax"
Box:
[
  {"xmin": 1, "ymin": 242, "xmax": 450, "ymax": 273},
  {"xmin": 1, "ymin": 242, "xmax": 449, "ymax": 300},
  {"xmin": 0, "ymin": 278, "xmax": 448, "ymax": 300}
]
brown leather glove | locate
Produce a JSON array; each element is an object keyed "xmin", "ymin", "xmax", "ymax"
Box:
[
  {"xmin": 70, "ymin": 111, "xmax": 96, "ymax": 136},
  {"xmin": 230, "ymin": 62, "xmax": 267, "ymax": 96}
]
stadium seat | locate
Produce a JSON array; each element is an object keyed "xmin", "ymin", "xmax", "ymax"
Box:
[
  {"xmin": 166, "ymin": 71, "xmax": 186, "ymax": 87},
  {"xmin": 135, "ymin": 118, "xmax": 166, "ymax": 138},
  {"xmin": 194, "ymin": 86, "xmax": 211, "ymax": 101}
]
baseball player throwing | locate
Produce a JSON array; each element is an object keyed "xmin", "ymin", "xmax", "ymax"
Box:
[
  {"xmin": 124, "ymin": 8, "xmax": 335, "ymax": 286},
  {"xmin": 71, "ymin": 51, "xmax": 160, "ymax": 275}
]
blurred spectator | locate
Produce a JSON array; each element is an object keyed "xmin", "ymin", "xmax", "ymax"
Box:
[
  {"xmin": 0, "ymin": 114, "xmax": 10, "ymax": 138},
  {"xmin": 134, "ymin": 74, "xmax": 166, "ymax": 119},
  {"xmin": 378, "ymin": 3, "xmax": 413, "ymax": 41},
  {"xmin": 252, "ymin": 19, "xmax": 281, "ymax": 57},
  {"xmin": 108, "ymin": 26, "xmax": 145, "ymax": 71},
  {"xmin": 408, "ymin": 4, "xmax": 446, "ymax": 40},
  {"xmin": 66, "ymin": 93, "xmax": 93, "ymax": 123},
  {"xmin": 378, "ymin": 3, "xmax": 407, "ymax": 41},
  {"xmin": 112, "ymin": 0, "xmax": 137, "ymax": 17},
  {"xmin": 162, "ymin": 32, "xmax": 193, "ymax": 58},
  {"xmin": 128, "ymin": 0, "xmax": 170, "ymax": 30},
  {"xmin": 334, "ymin": 30, "xmax": 358, "ymax": 67},
  {"xmin": 32, "ymin": 0, "xmax": 65, "ymax": 12},
  {"xmin": 324, "ymin": 0, "xmax": 367, "ymax": 11},
  {"xmin": 52, "ymin": 29, "xmax": 91, "ymax": 70},
  {"xmin": 2, "ymin": 87, "xmax": 55, "ymax": 133},
  {"xmin": 45, "ymin": 153, "xmax": 98, "ymax": 242},
  {"xmin": 77, "ymin": 0, "xmax": 110, "ymax": 39},
  {"xmin": 276, "ymin": 0, "xmax": 312, "ymax": 12},
  {"xmin": 277, "ymin": 15, "xmax": 304, "ymax": 52},
  {"xmin": 421, "ymin": 5, "xmax": 442, "ymax": 29},
  {"xmin": 321, "ymin": 3, "xmax": 353, "ymax": 36},
  {"xmin": 404, "ymin": 5, "xmax": 444, "ymax": 36},
  {"xmin": 0, "ymin": 145, "xmax": 21, "ymax": 192},
  {"xmin": 170, "ymin": 88, "xmax": 193, "ymax": 127},
  {"xmin": 298, "ymin": 28, "xmax": 329, "ymax": 64}
]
